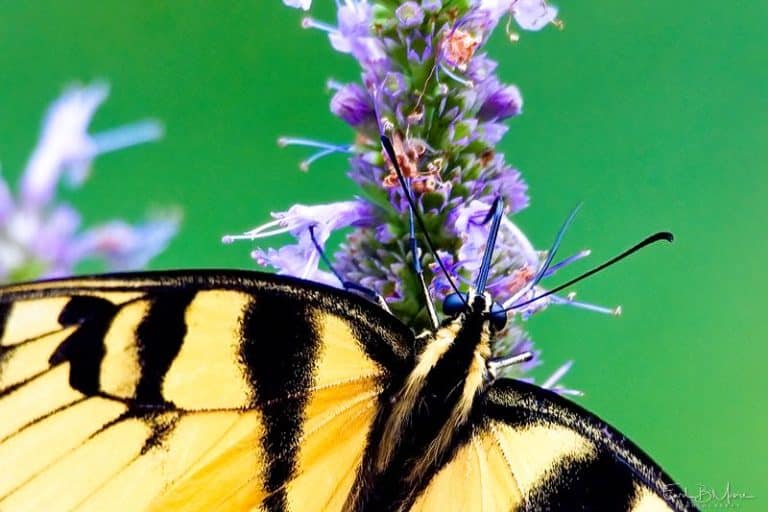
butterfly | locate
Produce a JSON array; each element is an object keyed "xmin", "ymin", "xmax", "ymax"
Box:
[{"xmin": 0, "ymin": 265, "xmax": 697, "ymax": 511}]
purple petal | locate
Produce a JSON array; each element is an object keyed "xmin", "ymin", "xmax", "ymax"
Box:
[
  {"xmin": 511, "ymin": 0, "xmax": 558, "ymax": 31},
  {"xmin": 395, "ymin": 2, "xmax": 424, "ymax": 29},
  {"xmin": 282, "ymin": 0, "xmax": 311, "ymax": 10},
  {"xmin": 478, "ymin": 83, "xmax": 523, "ymax": 121},
  {"xmin": 330, "ymin": 83, "xmax": 375, "ymax": 125}
]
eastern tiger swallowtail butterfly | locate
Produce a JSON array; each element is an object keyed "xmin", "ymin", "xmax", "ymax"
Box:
[{"xmin": 0, "ymin": 267, "xmax": 697, "ymax": 511}]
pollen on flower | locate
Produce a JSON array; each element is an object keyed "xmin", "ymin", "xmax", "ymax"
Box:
[
  {"xmin": 381, "ymin": 132, "xmax": 426, "ymax": 187},
  {"xmin": 506, "ymin": 266, "xmax": 535, "ymax": 295},
  {"xmin": 440, "ymin": 28, "xmax": 481, "ymax": 71}
]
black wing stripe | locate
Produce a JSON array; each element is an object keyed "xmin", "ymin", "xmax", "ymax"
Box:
[
  {"xmin": 523, "ymin": 448, "xmax": 638, "ymax": 511},
  {"xmin": 241, "ymin": 291, "xmax": 322, "ymax": 512},
  {"xmin": 133, "ymin": 290, "xmax": 196, "ymax": 405},
  {"xmin": 0, "ymin": 302, "xmax": 12, "ymax": 342},
  {"xmin": 48, "ymin": 295, "xmax": 121, "ymax": 396}
]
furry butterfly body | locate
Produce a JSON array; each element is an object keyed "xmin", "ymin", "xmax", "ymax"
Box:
[{"xmin": 0, "ymin": 270, "xmax": 696, "ymax": 511}]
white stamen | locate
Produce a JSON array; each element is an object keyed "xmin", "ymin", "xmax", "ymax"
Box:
[
  {"xmin": 300, "ymin": 147, "xmax": 338, "ymax": 171},
  {"xmin": 542, "ymin": 360, "xmax": 573, "ymax": 389},
  {"xmin": 222, "ymin": 217, "xmax": 295, "ymax": 242},
  {"xmin": 301, "ymin": 17, "xmax": 337, "ymax": 33},
  {"xmin": 438, "ymin": 64, "xmax": 474, "ymax": 88},
  {"xmin": 549, "ymin": 295, "xmax": 620, "ymax": 316},
  {"xmin": 545, "ymin": 248, "xmax": 592, "ymax": 276},
  {"xmin": 552, "ymin": 387, "xmax": 584, "ymax": 397},
  {"xmin": 277, "ymin": 137, "xmax": 352, "ymax": 152},
  {"xmin": 90, "ymin": 119, "xmax": 163, "ymax": 155}
]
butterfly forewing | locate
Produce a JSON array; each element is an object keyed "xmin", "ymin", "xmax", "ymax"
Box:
[{"xmin": 0, "ymin": 270, "xmax": 412, "ymax": 511}]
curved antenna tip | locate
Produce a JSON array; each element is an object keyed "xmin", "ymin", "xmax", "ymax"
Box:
[{"xmin": 659, "ymin": 231, "xmax": 674, "ymax": 243}]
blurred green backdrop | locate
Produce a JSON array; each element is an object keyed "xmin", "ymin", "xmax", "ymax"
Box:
[{"xmin": 0, "ymin": 1, "xmax": 765, "ymax": 508}]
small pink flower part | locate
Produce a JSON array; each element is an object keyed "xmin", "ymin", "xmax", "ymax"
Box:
[
  {"xmin": 440, "ymin": 28, "xmax": 481, "ymax": 70},
  {"xmin": 511, "ymin": 0, "xmax": 558, "ymax": 31},
  {"xmin": 282, "ymin": 0, "xmax": 311, "ymax": 10}
]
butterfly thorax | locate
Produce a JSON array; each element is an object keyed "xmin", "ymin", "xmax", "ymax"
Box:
[{"xmin": 351, "ymin": 296, "xmax": 493, "ymax": 510}]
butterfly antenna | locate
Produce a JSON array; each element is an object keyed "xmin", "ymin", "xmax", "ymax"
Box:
[
  {"xmin": 506, "ymin": 231, "xmax": 674, "ymax": 312},
  {"xmin": 381, "ymin": 135, "xmax": 468, "ymax": 308},
  {"xmin": 308, "ymin": 225, "xmax": 391, "ymax": 312},
  {"xmin": 474, "ymin": 196, "xmax": 505, "ymax": 295}
]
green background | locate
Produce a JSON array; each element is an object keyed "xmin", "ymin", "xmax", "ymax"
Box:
[{"xmin": 0, "ymin": 1, "xmax": 764, "ymax": 507}]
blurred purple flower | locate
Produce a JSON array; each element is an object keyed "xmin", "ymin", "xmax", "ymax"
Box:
[{"xmin": 0, "ymin": 82, "xmax": 178, "ymax": 282}]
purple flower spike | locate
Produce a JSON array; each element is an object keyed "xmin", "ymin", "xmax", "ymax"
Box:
[
  {"xmin": 479, "ymin": 82, "xmax": 523, "ymax": 121},
  {"xmin": 395, "ymin": 2, "xmax": 425, "ymax": 29},
  {"xmin": 330, "ymin": 83, "xmax": 374, "ymax": 126},
  {"xmin": 264, "ymin": 0, "xmax": 595, "ymax": 383}
]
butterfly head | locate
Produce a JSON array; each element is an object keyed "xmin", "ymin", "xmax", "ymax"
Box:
[{"xmin": 442, "ymin": 291, "xmax": 507, "ymax": 332}]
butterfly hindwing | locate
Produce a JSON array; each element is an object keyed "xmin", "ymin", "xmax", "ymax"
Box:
[
  {"xmin": 0, "ymin": 270, "xmax": 413, "ymax": 511},
  {"xmin": 409, "ymin": 378, "xmax": 695, "ymax": 511}
]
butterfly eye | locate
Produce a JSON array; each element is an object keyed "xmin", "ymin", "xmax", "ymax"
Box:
[
  {"xmin": 489, "ymin": 301, "xmax": 507, "ymax": 331},
  {"xmin": 442, "ymin": 292, "xmax": 468, "ymax": 316}
]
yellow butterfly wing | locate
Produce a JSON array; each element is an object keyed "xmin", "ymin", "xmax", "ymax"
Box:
[
  {"xmin": 408, "ymin": 379, "xmax": 696, "ymax": 511},
  {"xmin": 0, "ymin": 270, "xmax": 413, "ymax": 511}
]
